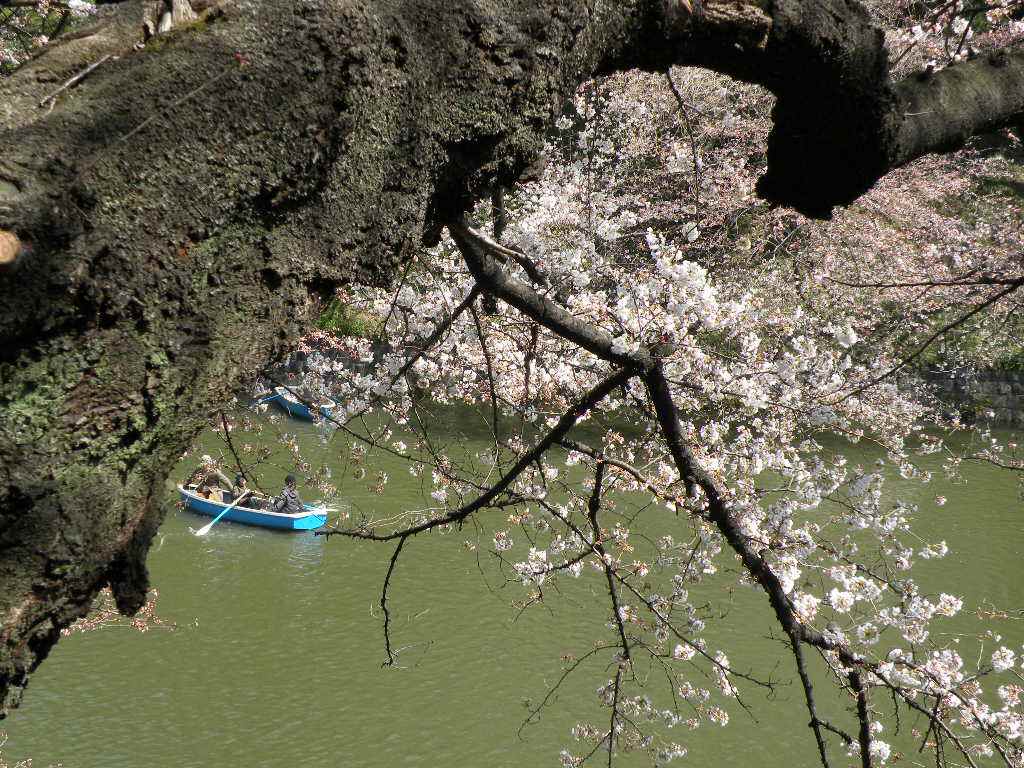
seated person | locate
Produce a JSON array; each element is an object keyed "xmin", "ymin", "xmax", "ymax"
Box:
[
  {"xmin": 271, "ymin": 474, "xmax": 304, "ymax": 515},
  {"xmin": 224, "ymin": 473, "xmax": 249, "ymax": 504}
]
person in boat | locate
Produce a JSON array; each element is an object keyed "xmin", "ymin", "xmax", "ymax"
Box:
[
  {"xmin": 271, "ymin": 474, "xmax": 304, "ymax": 515},
  {"xmin": 224, "ymin": 473, "xmax": 249, "ymax": 505},
  {"xmin": 192, "ymin": 466, "xmax": 236, "ymax": 502}
]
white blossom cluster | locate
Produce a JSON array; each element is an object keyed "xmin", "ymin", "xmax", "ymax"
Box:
[{"xmin": 1, "ymin": 0, "xmax": 95, "ymax": 71}]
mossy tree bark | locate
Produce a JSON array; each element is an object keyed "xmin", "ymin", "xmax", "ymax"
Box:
[{"xmin": 0, "ymin": 0, "xmax": 1021, "ymax": 713}]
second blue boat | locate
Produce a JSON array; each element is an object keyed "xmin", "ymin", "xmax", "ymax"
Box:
[{"xmin": 264, "ymin": 387, "xmax": 336, "ymax": 421}]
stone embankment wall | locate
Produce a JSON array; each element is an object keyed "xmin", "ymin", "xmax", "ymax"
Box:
[{"xmin": 921, "ymin": 369, "xmax": 1024, "ymax": 427}]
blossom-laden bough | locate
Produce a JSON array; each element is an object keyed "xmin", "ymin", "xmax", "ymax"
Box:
[
  {"xmin": 256, "ymin": 34, "xmax": 1023, "ymax": 759},
  {"xmin": 218, "ymin": 30, "xmax": 1023, "ymax": 759},
  {"xmin": 279, "ymin": 84, "xmax": 1022, "ymax": 765},
  {"xmin": 297, "ymin": 203, "xmax": 1022, "ymax": 766}
]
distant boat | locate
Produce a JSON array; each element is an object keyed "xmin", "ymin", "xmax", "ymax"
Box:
[
  {"xmin": 178, "ymin": 484, "xmax": 329, "ymax": 531},
  {"xmin": 264, "ymin": 386, "xmax": 336, "ymax": 422}
]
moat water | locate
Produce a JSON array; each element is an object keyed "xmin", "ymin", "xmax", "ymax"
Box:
[{"xmin": 4, "ymin": 412, "xmax": 1023, "ymax": 767}]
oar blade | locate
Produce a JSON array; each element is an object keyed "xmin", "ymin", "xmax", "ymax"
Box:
[{"xmin": 192, "ymin": 489, "xmax": 251, "ymax": 537}]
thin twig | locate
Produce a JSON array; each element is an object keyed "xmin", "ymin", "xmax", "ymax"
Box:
[
  {"xmin": 38, "ymin": 53, "xmax": 112, "ymax": 108},
  {"xmin": 837, "ymin": 277, "xmax": 1024, "ymax": 401},
  {"xmin": 117, "ymin": 69, "xmax": 233, "ymax": 147},
  {"xmin": 217, "ymin": 409, "xmax": 267, "ymax": 494},
  {"xmin": 319, "ymin": 367, "xmax": 634, "ymax": 541}
]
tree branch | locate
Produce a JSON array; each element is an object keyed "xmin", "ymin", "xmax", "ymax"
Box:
[
  {"xmin": 895, "ymin": 49, "xmax": 1024, "ymax": 167},
  {"xmin": 792, "ymin": 633, "xmax": 834, "ymax": 768},
  {"xmin": 850, "ymin": 671, "xmax": 873, "ymax": 768},
  {"xmin": 380, "ymin": 534, "xmax": 408, "ymax": 668},
  {"xmin": 318, "ymin": 367, "xmax": 633, "ymax": 541},
  {"xmin": 449, "ymin": 219, "xmax": 658, "ymax": 370}
]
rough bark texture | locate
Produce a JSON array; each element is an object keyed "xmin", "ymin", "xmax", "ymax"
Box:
[
  {"xmin": 0, "ymin": 0, "xmax": 1021, "ymax": 714},
  {"xmin": 895, "ymin": 49, "xmax": 1024, "ymax": 165}
]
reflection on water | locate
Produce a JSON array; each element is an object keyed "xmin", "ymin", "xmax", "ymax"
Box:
[
  {"xmin": 287, "ymin": 531, "xmax": 325, "ymax": 570},
  {"xmin": 3, "ymin": 419, "xmax": 1023, "ymax": 767}
]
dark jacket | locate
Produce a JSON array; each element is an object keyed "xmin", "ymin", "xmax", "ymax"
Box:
[{"xmin": 272, "ymin": 486, "xmax": 303, "ymax": 515}]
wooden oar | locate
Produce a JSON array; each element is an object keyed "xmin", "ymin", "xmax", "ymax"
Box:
[{"xmin": 194, "ymin": 490, "xmax": 252, "ymax": 537}]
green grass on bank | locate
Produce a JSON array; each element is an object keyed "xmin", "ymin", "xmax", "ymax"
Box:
[{"xmin": 316, "ymin": 298, "xmax": 382, "ymax": 338}]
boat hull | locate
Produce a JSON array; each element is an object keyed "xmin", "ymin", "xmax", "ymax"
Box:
[
  {"xmin": 179, "ymin": 486, "xmax": 328, "ymax": 531},
  {"xmin": 265, "ymin": 388, "xmax": 335, "ymax": 421}
]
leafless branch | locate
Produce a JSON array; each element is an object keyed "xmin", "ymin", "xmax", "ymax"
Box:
[
  {"xmin": 317, "ymin": 367, "xmax": 634, "ymax": 541},
  {"xmin": 37, "ymin": 53, "xmax": 111, "ymax": 107},
  {"xmin": 838, "ymin": 277, "xmax": 1024, "ymax": 400},
  {"xmin": 791, "ymin": 633, "xmax": 834, "ymax": 768},
  {"xmin": 380, "ymin": 534, "xmax": 409, "ymax": 667},
  {"xmin": 850, "ymin": 670, "xmax": 873, "ymax": 768}
]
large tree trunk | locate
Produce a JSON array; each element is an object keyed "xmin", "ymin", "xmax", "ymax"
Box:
[{"xmin": 0, "ymin": 0, "xmax": 1021, "ymax": 714}]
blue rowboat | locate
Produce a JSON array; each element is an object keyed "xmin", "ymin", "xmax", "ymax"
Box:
[
  {"xmin": 178, "ymin": 484, "xmax": 328, "ymax": 531},
  {"xmin": 266, "ymin": 387, "xmax": 335, "ymax": 422}
]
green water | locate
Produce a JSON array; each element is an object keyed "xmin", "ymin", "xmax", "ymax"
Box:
[{"xmin": 3, "ymin": 414, "xmax": 1023, "ymax": 767}]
